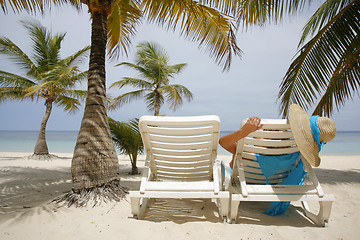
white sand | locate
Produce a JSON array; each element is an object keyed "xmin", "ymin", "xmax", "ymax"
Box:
[{"xmin": 1, "ymin": 152, "xmax": 359, "ymax": 239}]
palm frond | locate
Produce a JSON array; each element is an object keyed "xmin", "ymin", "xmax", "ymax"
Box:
[
  {"xmin": 62, "ymin": 89, "xmax": 87, "ymax": 101},
  {"xmin": 108, "ymin": 117, "xmax": 144, "ymax": 159},
  {"xmin": 110, "ymin": 77, "xmax": 154, "ymax": 90},
  {"xmin": 0, "ymin": 0, "xmax": 81, "ymax": 14},
  {"xmin": 278, "ymin": 0, "xmax": 360, "ymax": 117},
  {"xmin": 21, "ymin": 19, "xmax": 66, "ymax": 71},
  {"xmin": 0, "ymin": 70, "xmax": 36, "ymax": 88},
  {"xmin": 299, "ymin": 0, "xmax": 354, "ymax": 45},
  {"xmin": 0, "ymin": 37, "xmax": 38, "ymax": 76},
  {"xmin": 107, "ymin": 0, "xmax": 142, "ymax": 58},
  {"xmin": 161, "ymin": 84, "xmax": 193, "ymax": 111},
  {"xmin": 135, "ymin": 41, "xmax": 169, "ymax": 65},
  {"xmin": 0, "ymin": 87, "xmax": 29, "ymax": 102},
  {"xmin": 313, "ymin": 35, "xmax": 360, "ymax": 116},
  {"xmin": 236, "ymin": 0, "xmax": 308, "ymax": 28},
  {"xmin": 62, "ymin": 45, "xmax": 91, "ymax": 67},
  {"xmin": 108, "ymin": 89, "xmax": 147, "ymax": 110},
  {"xmin": 142, "ymin": 0, "xmax": 241, "ymax": 71},
  {"xmin": 166, "ymin": 63, "xmax": 187, "ymax": 79},
  {"xmin": 55, "ymin": 94, "xmax": 81, "ymax": 113}
]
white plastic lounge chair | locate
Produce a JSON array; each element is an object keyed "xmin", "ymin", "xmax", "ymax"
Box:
[
  {"xmin": 229, "ymin": 119, "xmax": 334, "ymax": 226},
  {"xmin": 129, "ymin": 115, "xmax": 229, "ymax": 221}
]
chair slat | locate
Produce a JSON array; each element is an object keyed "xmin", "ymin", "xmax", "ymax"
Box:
[
  {"xmin": 156, "ymin": 165, "xmax": 210, "ymax": 173},
  {"xmin": 243, "ymin": 145, "xmax": 299, "ymax": 155},
  {"xmin": 145, "ymin": 182, "xmax": 214, "ymax": 191},
  {"xmin": 155, "ymin": 159, "xmax": 211, "ymax": 168},
  {"xmin": 249, "ymin": 130, "xmax": 294, "ymax": 139},
  {"xmin": 150, "ymin": 141, "xmax": 211, "ymax": 150},
  {"xmin": 156, "ymin": 174, "xmax": 211, "ymax": 182},
  {"xmin": 149, "ymin": 133, "xmax": 213, "ymax": 143},
  {"xmin": 152, "ymin": 147, "xmax": 212, "ymax": 156},
  {"xmin": 147, "ymin": 126, "xmax": 214, "ymax": 135},
  {"xmin": 157, "ymin": 170, "xmax": 210, "ymax": 177},
  {"xmin": 244, "ymin": 138, "xmax": 296, "ymax": 147},
  {"xmin": 153, "ymin": 154, "xmax": 211, "ymax": 162}
]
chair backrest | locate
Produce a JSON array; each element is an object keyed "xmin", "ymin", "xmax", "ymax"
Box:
[
  {"xmin": 139, "ymin": 115, "xmax": 221, "ymax": 181},
  {"xmin": 234, "ymin": 119, "xmax": 300, "ymax": 185}
]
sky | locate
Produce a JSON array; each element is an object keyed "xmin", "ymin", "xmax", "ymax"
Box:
[{"xmin": 0, "ymin": 4, "xmax": 359, "ymax": 132}]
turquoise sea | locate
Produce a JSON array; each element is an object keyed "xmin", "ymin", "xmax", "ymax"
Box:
[{"xmin": 0, "ymin": 130, "xmax": 359, "ymax": 155}]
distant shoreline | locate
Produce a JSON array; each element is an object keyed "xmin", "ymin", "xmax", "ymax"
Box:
[{"xmin": 1, "ymin": 130, "xmax": 360, "ymax": 155}]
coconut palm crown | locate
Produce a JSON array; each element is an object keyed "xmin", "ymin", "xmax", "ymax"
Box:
[
  {"xmin": 110, "ymin": 41, "xmax": 193, "ymax": 116},
  {"xmin": 0, "ymin": 19, "xmax": 89, "ymax": 156}
]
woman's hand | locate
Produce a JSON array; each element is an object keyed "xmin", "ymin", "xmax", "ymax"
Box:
[{"xmin": 242, "ymin": 117, "xmax": 263, "ymax": 135}]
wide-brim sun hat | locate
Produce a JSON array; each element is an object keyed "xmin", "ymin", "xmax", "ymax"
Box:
[{"xmin": 288, "ymin": 104, "xmax": 337, "ymax": 167}]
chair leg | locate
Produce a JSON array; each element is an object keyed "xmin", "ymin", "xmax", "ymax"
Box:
[
  {"xmin": 230, "ymin": 198, "xmax": 240, "ymax": 224},
  {"xmin": 302, "ymin": 201, "xmax": 333, "ymax": 227},
  {"xmin": 218, "ymin": 197, "xmax": 229, "ymax": 223},
  {"xmin": 130, "ymin": 197, "xmax": 140, "ymax": 219},
  {"xmin": 130, "ymin": 197, "xmax": 152, "ymax": 220}
]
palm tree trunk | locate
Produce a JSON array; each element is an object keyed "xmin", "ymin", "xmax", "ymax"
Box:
[
  {"xmin": 34, "ymin": 101, "xmax": 51, "ymax": 155},
  {"xmin": 154, "ymin": 91, "xmax": 161, "ymax": 116},
  {"xmin": 71, "ymin": 11, "xmax": 121, "ymax": 192},
  {"xmin": 130, "ymin": 153, "xmax": 138, "ymax": 175}
]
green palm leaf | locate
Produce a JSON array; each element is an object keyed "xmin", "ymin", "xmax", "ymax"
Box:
[
  {"xmin": 107, "ymin": 0, "xmax": 142, "ymax": 58},
  {"xmin": 141, "ymin": 0, "xmax": 241, "ymax": 71},
  {"xmin": 0, "ymin": 0, "xmax": 81, "ymax": 13},
  {"xmin": 109, "ymin": 89, "xmax": 148, "ymax": 110},
  {"xmin": 278, "ymin": 0, "xmax": 360, "ymax": 117},
  {"xmin": 108, "ymin": 117, "xmax": 143, "ymax": 174},
  {"xmin": 161, "ymin": 84, "xmax": 193, "ymax": 111}
]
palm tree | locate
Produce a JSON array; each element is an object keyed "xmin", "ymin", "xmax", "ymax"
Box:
[
  {"xmin": 108, "ymin": 117, "xmax": 143, "ymax": 175},
  {"xmin": 278, "ymin": 0, "xmax": 360, "ymax": 117},
  {"xmin": 1, "ymin": 0, "xmax": 245, "ymax": 204},
  {"xmin": 0, "ymin": 19, "xmax": 89, "ymax": 157},
  {"xmin": 109, "ymin": 41, "xmax": 193, "ymax": 116},
  {"xmin": 42, "ymin": 0, "xmax": 241, "ymax": 205}
]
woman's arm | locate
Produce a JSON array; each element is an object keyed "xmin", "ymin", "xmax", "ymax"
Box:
[{"xmin": 219, "ymin": 117, "xmax": 262, "ymax": 168}]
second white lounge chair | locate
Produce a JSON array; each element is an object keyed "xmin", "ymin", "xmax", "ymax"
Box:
[
  {"xmin": 229, "ymin": 119, "xmax": 334, "ymax": 226},
  {"xmin": 129, "ymin": 115, "xmax": 229, "ymax": 221}
]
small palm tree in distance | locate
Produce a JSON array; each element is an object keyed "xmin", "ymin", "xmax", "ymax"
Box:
[
  {"xmin": 109, "ymin": 41, "xmax": 193, "ymax": 116},
  {"xmin": 108, "ymin": 117, "xmax": 143, "ymax": 175}
]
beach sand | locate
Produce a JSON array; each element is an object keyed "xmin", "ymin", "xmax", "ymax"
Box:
[{"xmin": 0, "ymin": 152, "xmax": 359, "ymax": 240}]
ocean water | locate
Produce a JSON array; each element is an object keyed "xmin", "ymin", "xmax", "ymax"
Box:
[{"xmin": 0, "ymin": 130, "xmax": 359, "ymax": 155}]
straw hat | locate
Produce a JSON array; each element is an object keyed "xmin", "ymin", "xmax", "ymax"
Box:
[{"xmin": 288, "ymin": 104, "xmax": 337, "ymax": 167}]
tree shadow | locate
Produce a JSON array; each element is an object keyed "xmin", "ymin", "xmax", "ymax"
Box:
[
  {"xmin": 313, "ymin": 168, "xmax": 360, "ymax": 185},
  {"xmin": 0, "ymin": 166, "xmax": 71, "ymax": 221},
  {"xmin": 141, "ymin": 198, "xmax": 223, "ymax": 224},
  {"xmin": 234, "ymin": 201, "xmax": 317, "ymax": 227}
]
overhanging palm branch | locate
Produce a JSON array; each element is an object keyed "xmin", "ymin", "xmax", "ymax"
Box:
[
  {"xmin": 107, "ymin": 0, "xmax": 142, "ymax": 57},
  {"xmin": 278, "ymin": 0, "xmax": 360, "ymax": 117},
  {"xmin": 143, "ymin": 0, "xmax": 241, "ymax": 71},
  {"xmin": 0, "ymin": 0, "xmax": 81, "ymax": 13},
  {"xmin": 235, "ymin": 0, "xmax": 309, "ymax": 27},
  {"xmin": 106, "ymin": 0, "xmax": 242, "ymax": 71}
]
